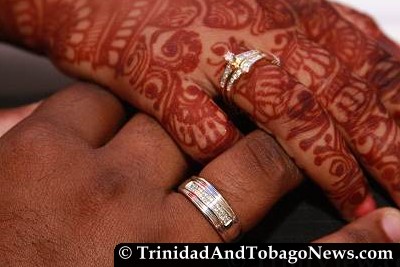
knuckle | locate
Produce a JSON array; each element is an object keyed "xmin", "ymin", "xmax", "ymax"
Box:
[
  {"xmin": 133, "ymin": 114, "xmax": 163, "ymax": 134},
  {"xmin": 85, "ymin": 168, "xmax": 129, "ymax": 206},
  {"xmin": 287, "ymin": 89, "xmax": 319, "ymax": 121},
  {"xmin": 3, "ymin": 119, "xmax": 60, "ymax": 159},
  {"xmin": 241, "ymin": 131, "xmax": 302, "ymax": 189},
  {"xmin": 109, "ymin": 144, "xmax": 159, "ymax": 180},
  {"xmin": 0, "ymin": 120, "xmax": 80, "ymax": 186},
  {"xmin": 11, "ymin": 119, "xmax": 56, "ymax": 144},
  {"xmin": 66, "ymin": 83, "xmax": 116, "ymax": 102},
  {"xmin": 71, "ymin": 168, "xmax": 129, "ymax": 218},
  {"xmin": 129, "ymin": 157, "xmax": 151, "ymax": 180},
  {"xmin": 323, "ymin": 70, "xmax": 379, "ymax": 125},
  {"xmin": 50, "ymin": 83, "xmax": 121, "ymax": 111}
]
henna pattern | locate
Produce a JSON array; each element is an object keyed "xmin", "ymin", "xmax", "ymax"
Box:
[
  {"xmin": 331, "ymin": 2, "xmax": 400, "ymax": 60},
  {"xmin": 162, "ymin": 79, "xmax": 239, "ymax": 157},
  {"xmin": 320, "ymin": 66, "xmax": 400, "ymax": 193},
  {"xmin": 153, "ymin": 30, "xmax": 201, "ymax": 73},
  {"xmin": 277, "ymin": 31, "xmax": 338, "ymax": 91},
  {"xmin": 251, "ymin": 0, "xmax": 295, "ymax": 35},
  {"xmin": 149, "ymin": 0, "xmax": 201, "ymax": 28},
  {"xmin": 290, "ymin": 0, "xmax": 400, "ymax": 122},
  {"xmin": 203, "ymin": 0, "xmax": 253, "ymax": 29},
  {"xmin": 117, "ymin": 36, "xmax": 150, "ymax": 84},
  {"xmin": 137, "ymin": 29, "xmax": 240, "ymax": 158},
  {"xmin": 4, "ymin": 0, "xmax": 400, "ymax": 212},
  {"xmin": 0, "ymin": 0, "xmax": 243, "ymax": 160},
  {"xmin": 0, "ymin": 0, "xmax": 41, "ymax": 48},
  {"xmin": 331, "ymin": 3, "xmax": 381, "ymax": 42},
  {"xmin": 49, "ymin": 0, "xmax": 154, "ymax": 66},
  {"xmin": 233, "ymin": 64, "xmax": 367, "ymax": 211},
  {"xmin": 274, "ymin": 31, "xmax": 400, "ymax": 194}
]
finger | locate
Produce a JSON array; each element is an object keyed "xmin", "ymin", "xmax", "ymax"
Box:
[
  {"xmin": 0, "ymin": 102, "xmax": 40, "ymax": 137},
  {"xmin": 152, "ymin": 77, "xmax": 241, "ymax": 163},
  {"xmin": 315, "ymin": 208, "xmax": 400, "ymax": 243},
  {"xmin": 233, "ymin": 64, "xmax": 374, "ymax": 220},
  {"xmin": 291, "ymin": 0, "xmax": 400, "ymax": 122},
  {"xmin": 201, "ymin": 38, "xmax": 377, "ymax": 218},
  {"xmin": 255, "ymin": 31, "xmax": 400, "ymax": 209},
  {"xmin": 103, "ymin": 113, "xmax": 188, "ymax": 188},
  {"xmin": 19, "ymin": 83, "xmax": 125, "ymax": 148},
  {"xmin": 331, "ymin": 2, "xmax": 400, "ymax": 59},
  {"xmin": 1, "ymin": 0, "xmax": 241, "ymax": 160},
  {"xmin": 54, "ymin": 42, "xmax": 241, "ymax": 163},
  {"xmin": 202, "ymin": 28, "xmax": 399, "ymax": 213},
  {"xmin": 166, "ymin": 130, "xmax": 303, "ymax": 242}
]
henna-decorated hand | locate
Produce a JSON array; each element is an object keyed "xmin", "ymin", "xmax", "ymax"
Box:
[
  {"xmin": 1, "ymin": 84, "xmax": 400, "ymax": 265},
  {"xmin": 0, "ymin": 0, "xmax": 400, "ymax": 220}
]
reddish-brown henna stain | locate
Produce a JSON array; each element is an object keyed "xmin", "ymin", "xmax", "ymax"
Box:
[
  {"xmin": 290, "ymin": 0, "xmax": 400, "ymax": 123},
  {"xmin": 331, "ymin": 2, "xmax": 400, "ymax": 60},
  {"xmin": 205, "ymin": 27, "xmax": 368, "ymax": 212},
  {"xmin": 4, "ymin": 0, "xmax": 400, "ymax": 212},
  {"xmin": 19, "ymin": 0, "xmax": 239, "ymax": 161},
  {"xmin": 270, "ymin": 28, "xmax": 400, "ymax": 196},
  {"xmin": 252, "ymin": 0, "xmax": 296, "ymax": 35},
  {"xmin": 232, "ymin": 62, "xmax": 367, "ymax": 211},
  {"xmin": 203, "ymin": 0, "xmax": 253, "ymax": 29},
  {"xmin": 0, "ymin": 0, "xmax": 42, "ymax": 48}
]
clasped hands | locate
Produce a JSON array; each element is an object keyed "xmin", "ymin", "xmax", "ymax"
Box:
[
  {"xmin": 1, "ymin": 84, "xmax": 400, "ymax": 266},
  {"xmin": 0, "ymin": 0, "xmax": 400, "ymax": 265}
]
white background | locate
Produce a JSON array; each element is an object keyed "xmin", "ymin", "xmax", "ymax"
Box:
[{"xmin": 334, "ymin": 0, "xmax": 400, "ymax": 42}]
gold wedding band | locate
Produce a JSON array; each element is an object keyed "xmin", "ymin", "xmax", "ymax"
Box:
[
  {"xmin": 220, "ymin": 50, "xmax": 280, "ymax": 102},
  {"xmin": 179, "ymin": 176, "xmax": 241, "ymax": 242}
]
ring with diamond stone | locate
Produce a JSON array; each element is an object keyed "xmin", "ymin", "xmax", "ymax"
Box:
[
  {"xmin": 220, "ymin": 50, "xmax": 281, "ymax": 103},
  {"xmin": 178, "ymin": 176, "xmax": 241, "ymax": 242}
]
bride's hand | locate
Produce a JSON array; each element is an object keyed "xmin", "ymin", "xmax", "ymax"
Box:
[{"xmin": 1, "ymin": 0, "xmax": 399, "ymax": 220}]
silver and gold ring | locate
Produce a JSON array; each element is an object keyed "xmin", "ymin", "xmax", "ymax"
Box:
[
  {"xmin": 220, "ymin": 49, "xmax": 280, "ymax": 102},
  {"xmin": 179, "ymin": 176, "xmax": 241, "ymax": 242}
]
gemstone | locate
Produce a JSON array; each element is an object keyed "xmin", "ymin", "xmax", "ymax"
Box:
[{"xmin": 224, "ymin": 51, "xmax": 235, "ymax": 62}]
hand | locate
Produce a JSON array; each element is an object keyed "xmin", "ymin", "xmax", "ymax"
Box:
[
  {"xmin": 1, "ymin": 84, "xmax": 399, "ymax": 266},
  {"xmin": 1, "ymin": 0, "xmax": 400, "ymax": 219}
]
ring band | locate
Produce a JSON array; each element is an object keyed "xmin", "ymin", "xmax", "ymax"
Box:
[
  {"xmin": 220, "ymin": 49, "xmax": 280, "ymax": 102},
  {"xmin": 179, "ymin": 176, "xmax": 241, "ymax": 242}
]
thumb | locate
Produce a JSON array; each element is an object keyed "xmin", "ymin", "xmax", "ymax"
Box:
[{"xmin": 314, "ymin": 208, "xmax": 400, "ymax": 243}]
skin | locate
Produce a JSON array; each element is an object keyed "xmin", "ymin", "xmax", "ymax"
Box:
[
  {"xmin": 0, "ymin": 84, "xmax": 400, "ymax": 266},
  {"xmin": 331, "ymin": 2, "xmax": 400, "ymax": 60},
  {"xmin": 0, "ymin": 103, "xmax": 39, "ymax": 136},
  {"xmin": 0, "ymin": 0, "xmax": 399, "ymax": 219}
]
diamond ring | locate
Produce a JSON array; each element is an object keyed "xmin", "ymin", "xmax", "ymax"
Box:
[{"xmin": 220, "ymin": 50, "xmax": 280, "ymax": 102}]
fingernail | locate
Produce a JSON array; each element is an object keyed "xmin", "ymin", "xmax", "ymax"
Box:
[{"xmin": 382, "ymin": 211, "xmax": 400, "ymax": 242}]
